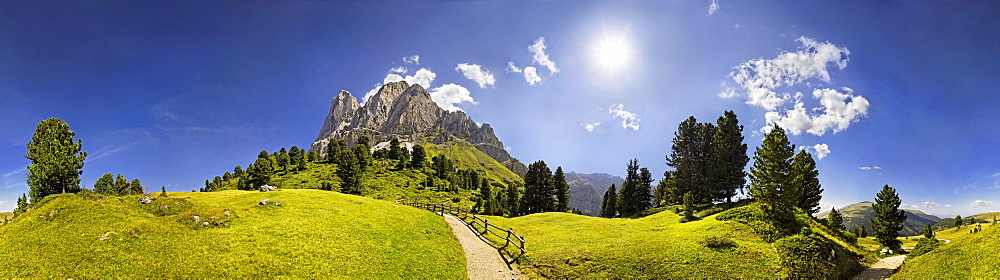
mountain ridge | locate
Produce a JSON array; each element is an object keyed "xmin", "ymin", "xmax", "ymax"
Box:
[
  {"xmin": 817, "ymin": 201, "xmax": 942, "ymax": 237},
  {"xmin": 310, "ymin": 81, "xmax": 527, "ymax": 176}
]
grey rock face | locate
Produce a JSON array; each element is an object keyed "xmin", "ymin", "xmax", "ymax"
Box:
[{"xmin": 311, "ymin": 81, "xmax": 526, "ymax": 176}]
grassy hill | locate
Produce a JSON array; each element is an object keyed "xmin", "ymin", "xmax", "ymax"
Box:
[
  {"xmin": 0, "ymin": 189, "xmax": 465, "ymax": 278},
  {"xmin": 481, "ymin": 207, "xmax": 866, "ymax": 279},
  {"xmin": 817, "ymin": 201, "xmax": 941, "ymax": 236},
  {"xmin": 0, "ymin": 212, "xmax": 11, "ymax": 220},
  {"xmin": 893, "ymin": 222, "xmax": 1000, "ymax": 278},
  {"xmin": 968, "ymin": 211, "xmax": 1000, "ymax": 221}
]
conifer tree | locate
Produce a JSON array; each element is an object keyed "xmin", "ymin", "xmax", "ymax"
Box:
[
  {"xmin": 25, "ymin": 118, "xmax": 87, "ymax": 202},
  {"xmin": 600, "ymin": 184, "xmax": 618, "ymax": 218},
  {"xmin": 410, "ymin": 144, "xmax": 426, "ymax": 168},
  {"xmin": 94, "ymin": 173, "xmax": 115, "ymax": 195},
  {"xmin": 827, "ymin": 207, "xmax": 845, "ymax": 231},
  {"xmin": 352, "ymin": 143, "xmax": 372, "ymax": 172},
  {"xmin": 683, "ymin": 191, "xmax": 695, "ymax": 220},
  {"xmin": 665, "ymin": 117, "xmax": 702, "ymax": 205},
  {"xmin": 248, "ymin": 157, "xmax": 275, "ymax": 189},
  {"xmin": 748, "ymin": 126, "xmax": 795, "ymax": 213},
  {"xmin": 504, "ymin": 182, "xmax": 522, "ymax": 217},
  {"xmin": 337, "ymin": 148, "xmax": 362, "ymax": 194},
  {"xmin": 128, "ymin": 179, "xmax": 142, "ymax": 195},
  {"xmin": 707, "ymin": 110, "xmax": 748, "ymax": 203},
  {"xmin": 618, "ymin": 159, "xmax": 643, "ymax": 217},
  {"xmin": 923, "ymin": 224, "xmax": 935, "ymax": 239},
  {"xmin": 871, "ymin": 184, "xmax": 907, "ymax": 253},
  {"xmin": 791, "ymin": 150, "xmax": 823, "ymax": 215},
  {"xmin": 308, "ymin": 150, "xmax": 319, "ymax": 162},
  {"xmin": 954, "ymin": 215, "xmax": 963, "ymax": 228},
  {"xmin": 14, "ymin": 193, "xmax": 28, "ymax": 213},
  {"xmin": 522, "ymin": 160, "xmax": 554, "ymax": 214},
  {"xmin": 326, "ymin": 139, "xmax": 346, "ymax": 163},
  {"xmin": 114, "ymin": 174, "xmax": 129, "ymax": 195},
  {"xmin": 554, "ymin": 166, "xmax": 570, "ymax": 212}
]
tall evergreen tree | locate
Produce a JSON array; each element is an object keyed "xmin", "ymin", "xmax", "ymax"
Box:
[
  {"xmin": 94, "ymin": 173, "xmax": 115, "ymax": 195},
  {"xmin": 600, "ymin": 184, "xmax": 618, "ymax": 218},
  {"xmin": 618, "ymin": 159, "xmax": 652, "ymax": 217},
  {"xmin": 683, "ymin": 191, "xmax": 695, "ymax": 220},
  {"xmin": 277, "ymin": 147, "xmax": 290, "ymax": 170},
  {"xmin": 337, "ymin": 148, "xmax": 362, "ymax": 194},
  {"xmin": 638, "ymin": 167, "xmax": 654, "ymax": 211},
  {"xmin": 522, "ymin": 160, "xmax": 554, "ymax": 214},
  {"xmin": 923, "ymin": 224, "xmax": 935, "ymax": 239},
  {"xmin": 748, "ymin": 126, "xmax": 795, "ymax": 213},
  {"xmin": 707, "ymin": 110, "xmax": 748, "ymax": 203},
  {"xmin": 247, "ymin": 157, "xmax": 275, "ymax": 189},
  {"xmin": 325, "ymin": 139, "xmax": 346, "ymax": 163},
  {"xmin": 14, "ymin": 194, "xmax": 28, "ymax": 213},
  {"xmin": 129, "ymin": 179, "xmax": 143, "ymax": 195},
  {"xmin": 114, "ymin": 174, "xmax": 129, "ymax": 195},
  {"xmin": 954, "ymin": 215, "xmax": 963, "ymax": 228},
  {"xmin": 553, "ymin": 166, "xmax": 570, "ymax": 212},
  {"xmin": 410, "ymin": 144, "xmax": 427, "ymax": 168},
  {"xmin": 504, "ymin": 182, "xmax": 522, "ymax": 217},
  {"xmin": 352, "ymin": 143, "xmax": 372, "ymax": 172},
  {"xmin": 664, "ymin": 117, "xmax": 702, "ymax": 205},
  {"xmin": 308, "ymin": 150, "xmax": 319, "ymax": 162},
  {"xmin": 25, "ymin": 118, "xmax": 87, "ymax": 202},
  {"xmin": 827, "ymin": 207, "xmax": 845, "ymax": 231},
  {"xmin": 791, "ymin": 150, "xmax": 823, "ymax": 216},
  {"xmin": 871, "ymin": 184, "xmax": 907, "ymax": 253}
]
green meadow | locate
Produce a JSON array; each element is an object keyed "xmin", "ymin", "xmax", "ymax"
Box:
[{"xmin": 0, "ymin": 189, "xmax": 465, "ymax": 279}]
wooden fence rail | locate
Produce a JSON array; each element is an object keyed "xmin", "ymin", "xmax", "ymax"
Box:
[{"xmin": 400, "ymin": 201, "xmax": 527, "ymax": 264}]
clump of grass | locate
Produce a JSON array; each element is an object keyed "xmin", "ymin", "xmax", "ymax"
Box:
[{"xmin": 701, "ymin": 235, "xmax": 737, "ymax": 249}]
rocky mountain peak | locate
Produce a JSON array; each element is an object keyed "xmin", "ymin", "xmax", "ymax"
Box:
[{"xmin": 311, "ymin": 82, "xmax": 527, "ymax": 177}]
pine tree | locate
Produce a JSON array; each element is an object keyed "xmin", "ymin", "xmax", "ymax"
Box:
[
  {"xmin": 308, "ymin": 150, "xmax": 319, "ymax": 163},
  {"xmin": 665, "ymin": 117, "xmax": 702, "ymax": 205},
  {"xmin": 871, "ymin": 184, "xmax": 907, "ymax": 253},
  {"xmin": 618, "ymin": 159, "xmax": 645, "ymax": 217},
  {"xmin": 352, "ymin": 143, "xmax": 372, "ymax": 172},
  {"xmin": 277, "ymin": 147, "xmax": 290, "ymax": 171},
  {"xmin": 248, "ymin": 157, "xmax": 275, "ymax": 189},
  {"xmin": 553, "ymin": 166, "xmax": 570, "ymax": 212},
  {"xmin": 94, "ymin": 173, "xmax": 115, "ymax": 195},
  {"xmin": 14, "ymin": 194, "xmax": 28, "ymax": 213},
  {"xmin": 748, "ymin": 126, "xmax": 795, "ymax": 213},
  {"xmin": 638, "ymin": 167, "xmax": 654, "ymax": 212},
  {"xmin": 600, "ymin": 184, "xmax": 618, "ymax": 218},
  {"xmin": 410, "ymin": 144, "xmax": 426, "ymax": 168},
  {"xmin": 790, "ymin": 150, "xmax": 823, "ymax": 216},
  {"xmin": 129, "ymin": 179, "xmax": 143, "ymax": 195},
  {"xmin": 114, "ymin": 174, "xmax": 129, "ymax": 195},
  {"xmin": 923, "ymin": 224, "xmax": 935, "ymax": 239},
  {"xmin": 954, "ymin": 215, "xmax": 963, "ymax": 228},
  {"xmin": 326, "ymin": 139, "xmax": 346, "ymax": 163},
  {"xmin": 827, "ymin": 207, "xmax": 845, "ymax": 231},
  {"xmin": 856, "ymin": 225, "xmax": 868, "ymax": 238},
  {"xmin": 337, "ymin": 148, "xmax": 362, "ymax": 194},
  {"xmin": 25, "ymin": 118, "xmax": 87, "ymax": 202},
  {"xmin": 504, "ymin": 182, "xmax": 522, "ymax": 217},
  {"xmin": 707, "ymin": 110, "xmax": 748, "ymax": 203},
  {"xmin": 522, "ymin": 160, "xmax": 554, "ymax": 214},
  {"xmin": 258, "ymin": 150, "xmax": 270, "ymax": 159}
]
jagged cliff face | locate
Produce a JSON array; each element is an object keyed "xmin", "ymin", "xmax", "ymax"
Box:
[{"xmin": 311, "ymin": 81, "xmax": 526, "ymax": 176}]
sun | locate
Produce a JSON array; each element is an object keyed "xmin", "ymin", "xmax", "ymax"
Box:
[{"xmin": 589, "ymin": 25, "xmax": 635, "ymax": 75}]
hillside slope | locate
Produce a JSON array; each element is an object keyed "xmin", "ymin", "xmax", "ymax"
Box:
[
  {"xmin": 893, "ymin": 223, "xmax": 1000, "ymax": 278},
  {"xmin": 817, "ymin": 201, "xmax": 941, "ymax": 236},
  {"xmin": 0, "ymin": 190, "xmax": 465, "ymax": 279}
]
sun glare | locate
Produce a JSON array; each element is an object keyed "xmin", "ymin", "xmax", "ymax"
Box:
[{"xmin": 589, "ymin": 24, "xmax": 635, "ymax": 75}]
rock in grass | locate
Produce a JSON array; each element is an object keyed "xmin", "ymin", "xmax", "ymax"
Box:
[
  {"xmin": 260, "ymin": 185, "xmax": 278, "ymax": 192},
  {"xmin": 259, "ymin": 199, "xmax": 270, "ymax": 205},
  {"xmin": 138, "ymin": 196, "xmax": 152, "ymax": 204}
]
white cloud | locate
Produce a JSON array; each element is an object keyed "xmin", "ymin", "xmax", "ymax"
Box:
[
  {"xmin": 708, "ymin": 0, "xmax": 720, "ymax": 15},
  {"xmin": 859, "ymin": 166, "xmax": 883, "ymax": 171},
  {"xmin": 763, "ymin": 88, "xmax": 869, "ymax": 136},
  {"xmin": 582, "ymin": 122, "xmax": 601, "ymax": 133},
  {"xmin": 3, "ymin": 169, "xmax": 26, "ymax": 190},
  {"xmin": 429, "ymin": 83, "xmax": 477, "ymax": 112},
  {"xmin": 924, "ymin": 201, "xmax": 940, "ymax": 208},
  {"xmin": 901, "ymin": 203, "xmax": 920, "ymax": 209},
  {"xmin": 608, "ymin": 104, "xmax": 640, "ymax": 131},
  {"xmin": 729, "ymin": 37, "xmax": 867, "ymax": 135},
  {"xmin": 805, "ymin": 143, "xmax": 830, "ymax": 159},
  {"xmin": 718, "ymin": 87, "xmax": 737, "ymax": 98},
  {"xmin": 455, "ymin": 63, "xmax": 496, "ymax": 88},
  {"xmin": 506, "ymin": 62, "xmax": 522, "ymax": 73},
  {"xmin": 389, "ymin": 67, "xmax": 407, "ymax": 74},
  {"xmin": 529, "ymin": 37, "xmax": 559, "ymax": 74},
  {"xmin": 523, "ymin": 67, "xmax": 542, "ymax": 85},
  {"xmin": 819, "ymin": 201, "xmax": 835, "ymax": 211},
  {"xmin": 945, "ymin": 204, "xmax": 952, "ymax": 207},
  {"xmin": 970, "ymin": 200, "xmax": 994, "ymax": 208},
  {"xmin": 403, "ymin": 55, "xmax": 420, "ymax": 65}
]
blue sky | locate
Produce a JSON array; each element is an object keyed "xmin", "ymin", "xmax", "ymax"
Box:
[{"xmin": 1, "ymin": 1, "xmax": 998, "ymax": 217}]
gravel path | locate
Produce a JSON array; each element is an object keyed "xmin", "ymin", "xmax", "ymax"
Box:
[
  {"xmin": 443, "ymin": 214, "xmax": 523, "ymax": 280},
  {"xmin": 851, "ymin": 255, "xmax": 907, "ymax": 280}
]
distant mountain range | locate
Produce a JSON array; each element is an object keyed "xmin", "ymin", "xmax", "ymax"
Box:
[
  {"xmin": 565, "ymin": 172, "xmax": 623, "ymax": 216},
  {"xmin": 817, "ymin": 201, "xmax": 942, "ymax": 237}
]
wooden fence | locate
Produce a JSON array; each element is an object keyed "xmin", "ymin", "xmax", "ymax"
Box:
[{"xmin": 400, "ymin": 201, "xmax": 526, "ymax": 264}]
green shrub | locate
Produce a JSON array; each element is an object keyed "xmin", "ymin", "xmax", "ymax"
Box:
[
  {"xmin": 775, "ymin": 228, "xmax": 835, "ymax": 279},
  {"xmin": 695, "ymin": 206, "xmax": 724, "ymax": 218},
  {"xmin": 701, "ymin": 236, "xmax": 737, "ymax": 249},
  {"xmin": 838, "ymin": 230, "xmax": 858, "ymax": 244},
  {"xmin": 909, "ymin": 238, "xmax": 941, "ymax": 258},
  {"xmin": 716, "ymin": 204, "xmax": 800, "ymax": 242}
]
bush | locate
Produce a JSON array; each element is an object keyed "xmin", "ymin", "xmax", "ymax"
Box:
[
  {"xmin": 695, "ymin": 206, "xmax": 724, "ymax": 218},
  {"xmin": 838, "ymin": 230, "xmax": 858, "ymax": 244},
  {"xmin": 909, "ymin": 238, "xmax": 941, "ymax": 258},
  {"xmin": 701, "ymin": 236, "xmax": 737, "ymax": 249},
  {"xmin": 717, "ymin": 204, "xmax": 800, "ymax": 242},
  {"xmin": 775, "ymin": 228, "xmax": 835, "ymax": 278}
]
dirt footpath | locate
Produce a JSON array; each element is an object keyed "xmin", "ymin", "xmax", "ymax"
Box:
[
  {"xmin": 851, "ymin": 255, "xmax": 906, "ymax": 280},
  {"xmin": 443, "ymin": 214, "xmax": 523, "ymax": 280}
]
